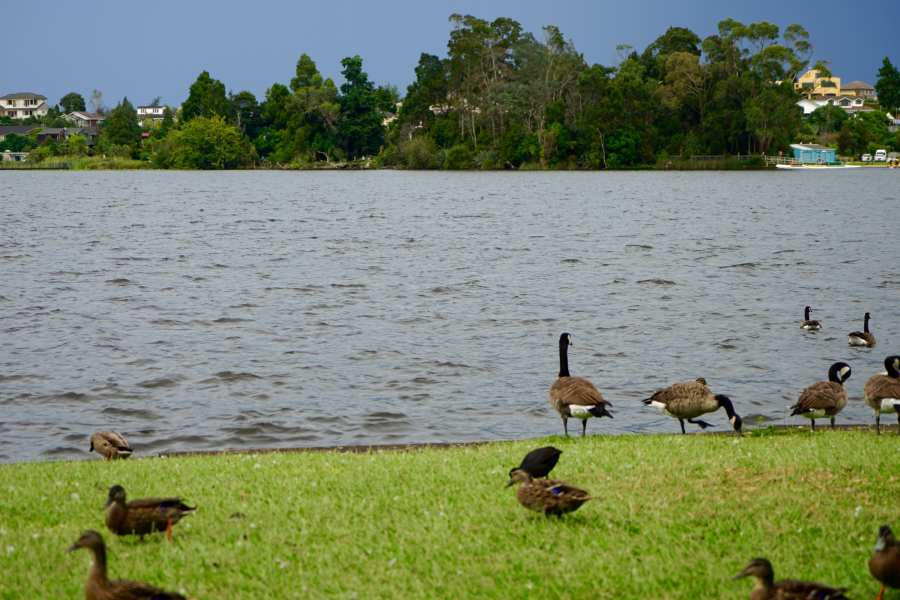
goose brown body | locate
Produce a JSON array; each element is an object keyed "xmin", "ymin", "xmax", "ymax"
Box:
[
  {"xmin": 68, "ymin": 530, "xmax": 186, "ymax": 600},
  {"xmin": 800, "ymin": 306, "xmax": 822, "ymax": 330},
  {"xmin": 642, "ymin": 380, "xmax": 742, "ymax": 435},
  {"xmin": 549, "ymin": 333, "xmax": 612, "ymax": 437},
  {"xmin": 506, "ymin": 470, "xmax": 592, "ymax": 517},
  {"xmin": 790, "ymin": 363, "xmax": 851, "ymax": 431},
  {"xmin": 848, "ymin": 312, "xmax": 875, "ymax": 346},
  {"xmin": 863, "ymin": 356, "xmax": 900, "ymax": 435},
  {"xmin": 870, "ymin": 526, "xmax": 900, "ymax": 600},
  {"xmin": 732, "ymin": 558, "xmax": 848, "ymax": 600},
  {"xmin": 90, "ymin": 432, "xmax": 133, "ymax": 461},
  {"xmin": 104, "ymin": 486, "xmax": 196, "ymax": 540}
]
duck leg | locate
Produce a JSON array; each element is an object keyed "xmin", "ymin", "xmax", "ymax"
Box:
[
  {"xmin": 679, "ymin": 419, "xmax": 686, "ymax": 434},
  {"xmin": 581, "ymin": 420, "xmax": 587, "ymax": 437},
  {"xmin": 106, "ymin": 453, "xmax": 111, "ymax": 461},
  {"xmin": 811, "ymin": 419, "xmax": 816, "ymax": 432},
  {"xmin": 876, "ymin": 584, "xmax": 885, "ymax": 600},
  {"xmin": 166, "ymin": 520, "xmax": 173, "ymax": 542},
  {"xmin": 687, "ymin": 419, "xmax": 713, "ymax": 430}
]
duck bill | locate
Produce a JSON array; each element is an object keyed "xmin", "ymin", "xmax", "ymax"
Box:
[
  {"xmin": 103, "ymin": 498, "xmax": 113, "ymax": 508},
  {"xmin": 730, "ymin": 570, "xmax": 748, "ymax": 580},
  {"xmin": 504, "ymin": 479, "xmax": 516, "ymax": 488},
  {"xmin": 66, "ymin": 543, "xmax": 80, "ymax": 553}
]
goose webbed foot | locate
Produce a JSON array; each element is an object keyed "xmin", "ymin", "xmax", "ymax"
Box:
[{"xmin": 687, "ymin": 419, "xmax": 714, "ymax": 430}]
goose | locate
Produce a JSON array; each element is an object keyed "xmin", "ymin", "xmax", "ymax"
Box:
[
  {"xmin": 505, "ymin": 469, "xmax": 593, "ymax": 517},
  {"xmin": 90, "ymin": 432, "xmax": 133, "ymax": 461},
  {"xmin": 870, "ymin": 525, "xmax": 900, "ymax": 600},
  {"xmin": 508, "ymin": 447, "xmax": 562, "ymax": 480},
  {"xmin": 848, "ymin": 312, "xmax": 875, "ymax": 346},
  {"xmin": 800, "ymin": 306, "xmax": 822, "ymax": 330},
  {"xmin": 67, "ymin": 530, "xmax": 187, "ymax": 600},
  {"xmin": 549, "ymin": 333, "xmax": 612, "ymax": 437},
  {"xmin": 642, "ymin": 379, "xmax": 742, "ymax": 435},
  {"xmin": 863, "ymin": 356, "xmax": 900, "ymax": 435},
  {"xmin": 790, "ymin": 362, "xmax": 851, "ymax": 431},
  {"xmin": 104, "ymin": 485, "xmax": 196, "ymax": 541},
  {"xmin": 732, "ymin": 558, "xmax": 848, "ymax": 600}
]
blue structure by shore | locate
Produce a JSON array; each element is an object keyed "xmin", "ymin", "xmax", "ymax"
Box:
[{"xmin": 790, "ymin": 144, "xmax": 837, "ymax": 164}]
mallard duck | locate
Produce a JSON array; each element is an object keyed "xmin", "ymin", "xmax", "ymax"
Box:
[
  {"xmin": 67, "ymin": 530, "xmax": 187, "ymax": 600},
  {"xmin": 505, "ymin": 469, "xmax": 592, "ymax": 517},
  {"xmin": 549, "ymin": 333, "xmax": 612, "ymax": 437},
  {"xmin": 800, "ymin": 306, "xmax": 822, "ymax": 330},
  {"xmin": 642, "ymin": 379, "xmax": 742, "ymax": 435},
  {"xmin": 732, "ymin": 558, "xmax": 848, "ymax": 600},
  {"xmin": 790, "ymin": 362, "xmax": 851, "ymax": 431},
  {"xmin": 90, "ymin": 432, "xmax": 133, "ymax": 461},
  {"xmin": 863, "ymin": 356, "xmax": 900, "ymax": 435},
  {"xmin": 104, "ymin": 485, "xmax": 196, "ymax": 541},
  {"xmin": 870, "ymin": 526, "xmax": 900, "ymax": 600},
  {"xmin": 509, "ymin": 447, "xmax": 562, "ymax": 479},
  {"xmin": 849, "ymin": 312, "xmax": 876, "ymax": 346}
]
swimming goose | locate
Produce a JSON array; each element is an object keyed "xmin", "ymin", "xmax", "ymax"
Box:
[
  {"xmin": 549, "ymin": 333, "xmax": 612, "ymax": 437},
  {"xmin": 505, "ymin": 469, "xmax": 593, "ymax": 517},
  {"xmin": 509, "ymin": 447, "xmax": 562, "ymax": 480},
  {"xmin": 104, "ymin": 485, "xmax": 196, "ymax": 541},
  {"xmin": 90, "ymin": 432, "xmax": 133, "ymax": 461},
  {"xmin": 870, "ymin": 525, "xmax": 900, "ymax": 600},
  {"xmin": 642, "ymin": 380, "xmax": 742, "ymax": 435},
  {"xmin": 863, "ymin": 356, "xmax": 900, "ymax": 435},
  {"xmin": 67, "ymin": 530, "xmax": 187, "ymax": 600},
  {"xmin": 731, "ymin": 558, "xmax": 848, "ymax": 600},
  {"xmin": 800, "ymin": 306, "xmax": 822, "ymax": 330},
  {"xmin": 848, "ymin": 312, "xmax": 875, "ymax": 346},
  {"xmin": 789, "ymin": 362, "xmax": 851, "ymax": 431}
]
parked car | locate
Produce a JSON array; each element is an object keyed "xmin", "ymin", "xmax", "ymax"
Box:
[
  {"xmin": 874, "ymin": 149, "xmax": 887, "ymax": 161},
  {"xmin": 861, "ymin": 154, "xmax": 872, "ymax": 162}
]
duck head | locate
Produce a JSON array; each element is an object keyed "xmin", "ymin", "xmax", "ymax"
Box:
[
  {"xmin": 505, "ymin": 469, "xmax": 534, "ymax": 488},
  {"xmin": 875, "ymin": 525, "xmax": 896, "ymax": 552},
  {"xmin": 732, "ymin": 557, "xmax": 774, "ymax": 586},
  {"xmin": 67, "ymin": 530, "xmax": 104, "ymax": 553},
  {"xmin": 103, "ymin": 485, "xmax": 127, "ymax": 508}
]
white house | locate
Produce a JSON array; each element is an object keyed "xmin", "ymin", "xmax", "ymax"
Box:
[
  {"xmin": 136, "ymin": 106, "xmax": 165, "ymax": 121},
  {"xmin": 797, "ymin": 96, "xmax": 869, "ymax": 116},
  {"xmin": 0, "ymin": 93, "xmax": 50, "ymax": 120}
]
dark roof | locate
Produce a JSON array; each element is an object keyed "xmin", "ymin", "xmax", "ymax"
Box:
[
  {"xmin": 0, "ymin": 126, "xmax": 40, "ymax": 135},
  {"xmin": 67, "ymin": 111, "xmax": 105, "ymax": 120},
  {"xmin": 0, "ymin": 93, "xmax": 47, "ymax": 100},
  {"xmin": 136, "ymin": 106, "xmax": 164, "ymax": 109},
  {"xmin": 37, "ymin": 128, "xmax": 66, "ymax": 135},
  {"xmin": 841, "ymin": 81, "xmax": 874, "ymax": 90}
]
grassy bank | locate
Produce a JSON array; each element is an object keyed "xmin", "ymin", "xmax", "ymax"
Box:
[{"xmin": 1, "ymin": 430, "xmax": 897, "ymax": 599}]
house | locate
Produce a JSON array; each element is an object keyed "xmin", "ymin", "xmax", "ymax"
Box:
[
  {"xmin": 2, "ymin": 150, "xmax": 29, "ymax": 161},
  {"xmin": 63, "ymin": 111, "xmax": 106, "ymax": 128},
  {"xmin": 36, "ymin": 128, "xmax": 67, "ymax": 143},
  {"xmin": 0, "ymin": 125, "xmax": 40, "ymax": 141},
  {"xmin": 795, "ymin": 70, "xmax": 844, "ymax": 98},
  {"xmin": 66, "ymin": 127, "xmax": 98, "ymax": 146},
  {"xmin": 136, "ymin": 106, "xmax": 165, "ymax": 121},
  {"xmin": 0, "ymin": 93, "xmax": 50, "ymax": 120},
  {"xmin": 797, "ymin": 96, "xmax": 872, "ymax": 116},
  {"xmin": 840, "ymin": 81, "xmax": 876, "ymax": 100},
  {"xmin": 790, "ymin": 143, "xmax": 836, "ymax": 164}
]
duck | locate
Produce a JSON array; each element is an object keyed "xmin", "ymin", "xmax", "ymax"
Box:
[
  {"xmin": 863, "ymin": 356, "xmax": 900, "ymax": 435},
  {"xmin": 800, "ymin": 306, "xmax": 822, "ymax": 330},
  {"xmin": 732, "ymin": 558, "xmax": 848, "ymax": 600},
  {"xmin": 848, "ymin": 312, "xmax": 876, "ymax": 346},
  {"xmin": 642, "ymin": 379, "xmax": 742, "ymax": 435},
  {"xmin": 509, "ymin": 447, "xmax": 562, "ymax": 480},
  {"xmin": 90, "ymin": 432, "xmax": 133, "ymax": 461},
  {"xmin": 790, "ymin": 362, "xmax": 851, "ymax": 431},
  {"xmin": 870, "ymin": 525, "xmax": 900, "ymax": 600},
  {"xmin": 549, "ymin": 333, "xmax": 612, "ymax": 437},
  {"xmin": 505, "ymin": 469, "xmax": 592, "ymax": 517},
  {"xmin": 104, "ymin": 485, "xmax": 196, "ymax": 541},
  {"xmin": 67, "ymin": 530, "xmax": 187, "ymax": 600}
]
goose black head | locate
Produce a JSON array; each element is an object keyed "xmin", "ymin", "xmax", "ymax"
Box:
[
  {"xmin": 559, "ymin": 333, "xmax": 572, "ymax": 346},
  {"xmin": 804, "ymin": 306, "xmax": 813, "ymax": 318},
  {"xmin": 828, "ymin": 362, "xmax": 852, "ymax": 384},
  {"xmin": 715, "ymin": 395, "xmax": 742, "ymax": 434},
  {"xmin": 875, "ymin": 525, "xmax": 896, "ymax": 551},
  {"xmin": 104, "ymin": 485, "xmax": 126, "ymax": 508},
  {"xmin": 886, "ymin": 356, "xmax": 900, "ymax": 379}
]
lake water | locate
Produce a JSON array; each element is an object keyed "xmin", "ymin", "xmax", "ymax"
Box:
[{"xmin": 1, "ymin": 170, "xmax": 898, "ymax": 461}]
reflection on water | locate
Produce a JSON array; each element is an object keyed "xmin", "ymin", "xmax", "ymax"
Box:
[{"xmin": 1, "ymin": 170, "xmax": 897, "ymax": 461}]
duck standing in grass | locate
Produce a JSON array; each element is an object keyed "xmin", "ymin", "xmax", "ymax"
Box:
[
  {"xmin": 67, "ymin": 530, "xmax": 187, "ymax": 600},
  {"xmin": 642, "ymin": 379, "xmax": 742, "ymax": 435},
  {"xmin": 863, "ymin": 356, "xmax": 900, "ymax": 435},
  {"xmin": 509, "ymin": 447, "xmax": 562, "ymax": 480},
  {"xmin": 790, "ymin": 362, "xmax": 851, "ymax": 431},
  {"xmin": 848, "ymin": 312, "xmax": 876, "ymax": 346},
  {"xmin": 104, "ymin": 485, "xmax": 196, "ymax": 541},
  {"xmin": 731, "ymin": 558, "xmax": 848, "ymax": 600},
  {"xmin": 800, "ymin": 306, "xmax": 822, "ymax": 330},
  {"xmin": 90, "ymin": 432, "xmax": 133, "ymax": 461},
  {"xmin": 870, "ymin": 526, "xmax": 900, "ymax": 600},
  {"xmin": 505, "ymin": 469, "xmax": 593, "ymax": 517},
  {"xmin": 549, "ymin": 333, "xmax": 612, "ymax": 437}
]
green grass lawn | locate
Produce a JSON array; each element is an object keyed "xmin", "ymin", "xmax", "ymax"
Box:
[{"xmin": 1, "ymin": 430, "xmax": 897, "ymax": 599}]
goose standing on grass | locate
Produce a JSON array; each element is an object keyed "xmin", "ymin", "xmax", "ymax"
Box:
[
  {"xmin": 509, "ymin": 447, "xmax": 562, "ymax": 480},
  {"xmin": 789, "ymin": 362, "xmax": 851, "ymax": 431},
  {"xmin": 104, "ymin": 485, "xmax": 196, "ymax": 541},
  {"xmin": 870, "ymin": 526, "xmax": 900, "ymax": 600},
  {"xmin": 549, "ymin": 333, "xmax": 612, "ymax": 437},
  {"xmin": 68, "ymin": 530, "xmax": 187, "ymax": 600},
  {"xmin": 731, "ymin": 558, "xmax": 848, "ymax": 600},
  {"xmin": 641, "ymin": 379, "xmax": 742, "ymax": 435},
  {"xmin": 505, "ymin": 469, "xmax": 593, "ymax": 517},
  {"xmin": 90, "ymin": 432, "xmax": 133, "ymax": 461},
  {"xmin": 848, "ymin": 312, "xmax": 876, "ymax": 346},
  {"xmin": 800, "ymin": 306, "xmax": 822, "ymax": 330},
  {"xmin": 863, "ymin": 356, "xmax": 900, "ymax": 435}
]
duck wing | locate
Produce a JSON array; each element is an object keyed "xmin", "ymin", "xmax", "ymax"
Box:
[
  {"xmin": 773, "ymin": 579, "xmax": 848, "ymax": 599},
  {"xmin": 108, "ymin": 578, "xmax": 187, "ymax": 599}
]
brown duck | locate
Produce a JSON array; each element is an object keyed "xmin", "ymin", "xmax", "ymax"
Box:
[
  {"xmin": 506, "ymin": 469, "xmax": 593, "ymax": 517},
  {"xmin": 870, "ymin": 526, "xmax": 900, "ymax": 600},
  {"xmin": 642, "ymin": 379, "xmax": 742, "ymax": 435},
  {"xmin": 90, "ymin": 432, "xmax": 133, "ymax": 461},
  {"xmin": 790, "ymin": 362, "xmax": 851, "ymax": 431},
  {"xmin": 863, "ymin": 356, "xmax": 900, "ymax": 435},
  {"xmin": 67, "ymin": 530, "xmax": 187, "ymax": 600},
  {"xmin": 732, "ymin": 558, "xmax": 849, "ymax": 600},
  {"xmin": 104, "ymin": 485, "xmax": 196, "ymax": 541},
  {"xmin": 549, "ymin": 333, "xmax": 612, "ymax": 436}
]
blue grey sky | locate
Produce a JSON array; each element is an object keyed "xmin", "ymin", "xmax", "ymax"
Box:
[{"xmin": 5, "ymin": 0, "xmax": 894, "ymax": 109}]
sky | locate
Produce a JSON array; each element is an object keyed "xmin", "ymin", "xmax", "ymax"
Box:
[{"xmin": 4, "ymin": 0, "xmax": 895, "ymax": 110}]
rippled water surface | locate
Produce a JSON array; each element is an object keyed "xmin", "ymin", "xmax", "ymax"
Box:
[{"xmin": 1, "ymin": 170, "xmax": 898, "ymax": 461}]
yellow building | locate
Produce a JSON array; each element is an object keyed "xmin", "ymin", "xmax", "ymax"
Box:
[{"xmin": 794, "ymin": 69, "xmax": 848, "ymax": 98}]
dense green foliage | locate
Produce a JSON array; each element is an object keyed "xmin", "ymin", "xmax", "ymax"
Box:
[
  {"xmin": 102, "ymin": 97, "xmax": 141, "ymax": 149},
  {"xmin": 168, "ymin": 115, "xmax": 253, "ymax": 169},
  {"xmin": 875, "ymin": 57, "xmax": 900, "ymax": 115},
  {"xmin": 59, "ymin": 92, "xmax": 86, "ymax": 113}
]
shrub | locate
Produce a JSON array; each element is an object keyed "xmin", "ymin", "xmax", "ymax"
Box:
[
  {"xmin": 443, "ymin": 144, "xmax": 473, "ymax": 169},
  {"xmin": 404, "ymin": 136, "xmax": 438, "ymax": 169}
]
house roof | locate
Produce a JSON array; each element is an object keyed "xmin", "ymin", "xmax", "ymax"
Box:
[
  {"xmin": 67, "ymin": 111, "xmax": 105, "ymax": 120},
  {"xmin": 0, "ymin": 92, "xmax": 48, "ymax": 100},
  {"xmin": 136, "ymin": 106, "xmax": 164, "ymax": 109},
  {"xmin": 791, "ymin": 144, "xmax": 834, "ymax": 151},
  {"xmin": 841, "ymin": 81, "xmax": 874, "ymax": 90},
  {"xmin": 844, "ymin": 106, "xmax": 875, "ymax": 112},
  {"xmin": 0, "ymin": 126, "xmax": 40, "ymax": 135},
  {"xmin": 37, "ymin": 128, "xmax": 67, "ymax": 135}
]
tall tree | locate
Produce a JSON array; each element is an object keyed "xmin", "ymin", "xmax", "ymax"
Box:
[
  {"xmin": 338, "ymin": 56, "xmax": 385, "ymax": 158},
  {"xmin": 875, "ymin": 57, "xmax": 900, "ymax": 115},
  {"xmin": 182, "ymin": 71, "xmax": 232, "ymax": 123},
  {"xmin": 59, "ymin": 92, "xmax": 86, "ymax": 113},
  {"xmin": 89, "ymin": 90, "xmax": 108, "ymax": 115},
  {"xmin": 102, "ymin": 97, "xmax": 142, "ymax": 148}
]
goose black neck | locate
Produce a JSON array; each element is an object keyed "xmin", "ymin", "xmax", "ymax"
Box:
[
  {"xmin": 716, "ymin": 395, "xmax": 736, "ymax": 418},
  {"xmin": 886, "ymin": 356, "xmax": 900, "ymax": 379},
  {"xmin": 828, "ymin": 364, "xmax": 843, "ymax": 383},
  {"xmin": 804, "ymin": 306, "xmax": 811, "ymax": 320},
  {"xmin": 558, "ymin": 338, "xmax": 570, "ymax": 378},
  {"xmin": 864, "ymin": 313, "xmax": 870, "ymax": 333}
]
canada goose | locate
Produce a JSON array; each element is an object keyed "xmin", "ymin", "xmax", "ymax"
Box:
[
  {"xmin": 863, "ymin": 356, "xmax": 900, "ymax": 435},
  {"xmin": 800, "ymin": 306, "xmax": 822, "ymax": 330},
  {"xmin": 870, "ymin": 526, "xmax": 900, "ymax": 600},
  {"xmin": 790, "ymin": 362, "xmax": 851, "ymax": 431},
  {"xmin": 549, "ymin": 333, "xmax": 612, "ymax": 437},
  {"xmin": 90, "ymin": 432, "xmax": 133, "ymax": 461},
  {"xmin": 505, "ymin": 469, "xmax": 593, "ymax": 517},
  {"xmin": 508, "ymin": 447, "xmax": 562, "ymax": 480},
  {"xmin": 848, "ymin": 312, "xmax": 875, "ymax": 346},
  {"xmin": 104, "ymin": 485, "xmax": 196, "ymax": 541},
  {"xmin": 67, "ymin": 530, "xmax": 187, "ymax": 600},
  {"xmin": 642, "ymin": 380, "xmax": 742, "ymax": 435},
  {"xmin": 731, "ymin": 558, "xmax": 848, "ymax": 600}
]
